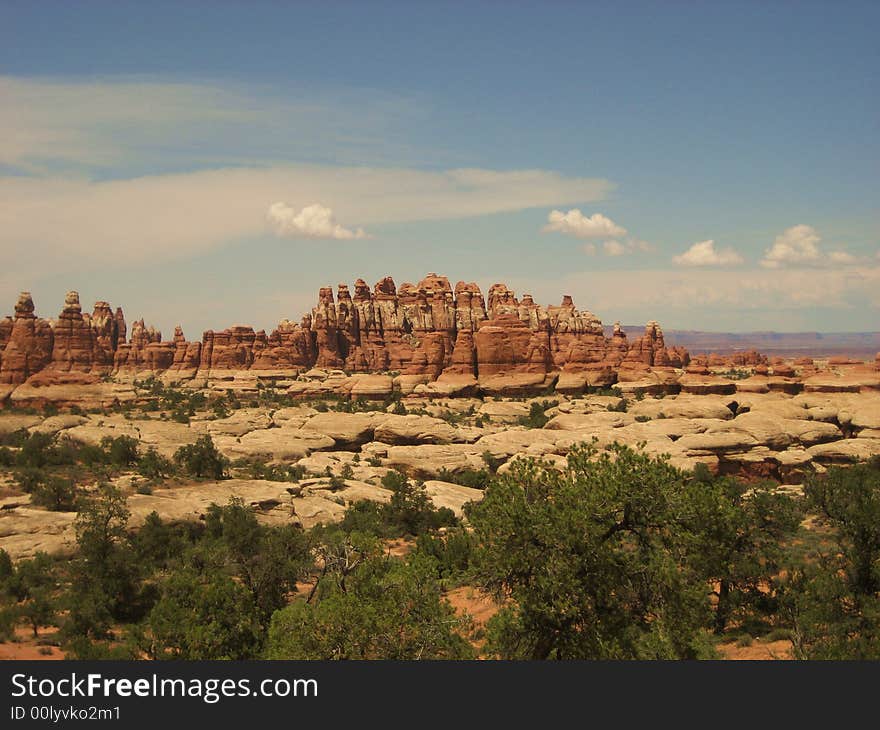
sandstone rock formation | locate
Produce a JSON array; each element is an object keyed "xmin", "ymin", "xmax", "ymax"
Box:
[
  {"xmin": 0, "ymin": 293, "xmax": 53, "ymax": 385},
  {"xmin": 2, "ymin": 275, "xmax": 878, "ymax": 406},
  {"xmin": 0, "ymin": 276, "xmax": 683, "ymax": 395}
]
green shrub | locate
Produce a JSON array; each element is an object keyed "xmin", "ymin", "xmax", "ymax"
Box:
[
  {"xmin": 102, "ymin": 436, "xmax": 139, "ymax": 466},
  {"xmin": 0, "ymin": 606, "xmax": 16, "ymax": 642},
  {"xmin": 415, "ymin": 528, "xmax": 474, "ymax": 580},
  {"xmin": 517, "ymin": 400, "xmax": 556, "ymax": 429},
  {"xmin": 328, "ymin": 475, "xmax": 347, "ymax": 490},
  {"xmin": 234, "ymin": 460, "xmax": 305, "ymax": 483},
  {"xmin": 481, "ymin": 451, "xmax": 504, "ymax": 473},
  {"xmin": 170, "ymin": 408, "xmax": 191, "ymax": 424},
  {"xmin": 14, "ymin": 467, "xmax": 47, "ymax": 493},
  {"xmin": 0, "ymin": 429, "xmax": 29, "ymax": 448},
  {"xmin": 138, "ymin": 448, "xmax": 173, "ymax": 480},
  {"xmin": 17, "ymin": 432, "xmax": 57, "ymax": 468},
  {"xmin": 31, "ymin": 476, "xmax": 78, "ymax": 511},
  {"xmin": 265, "ymin": 552, "xmax": 474, "ymax": 660},
  {"xmin": 437, "ymin": 467, "xmax": 492, "ymax": 490},
  {"xmin": 338, "ymin": 501, "xmax": 385, "ymax": 535},
  {"xmin": 173, "ymin": 435, "xmax": 228, "ymax": 479}
]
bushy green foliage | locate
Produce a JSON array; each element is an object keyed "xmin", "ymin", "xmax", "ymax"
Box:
[
  {"xmin": 337, "ymin": 471, "xmax": 457, "ymax": 538},
  {"xmin": 5, "ymin": 432, "xmax": 143, "ymax": 474},
  {"xmin": 415, "ymin": 527, "xmax": 474, "ymax": 580},
  {"xmin": 7, "ymin": 406, "xmax": 879, "ymax": 663},
  {"xmin": 380, "ymin": 471, "xmax": 457, "ymax": 536},
  {"xmin": 0, "ymin": 549, "xmax": 13, "ymax": 585},
  {"xmin": 202, "ymin": 499, "xmax": 311, "ymax": 628},
  {"xmin": 390, "ymin": 399, "xmax": 407, "ymax": 415},
  {"xmin": 338, "ymin": 500, "xmax": 386, "ymax": 535},
  {"xmin": 481, "ymin": 451, "xmax": 504, "ymax": 472},
  {"xmin": 30, "ymin": 475, "xmax": 78, "ymax": 512},
  {"xmin": 466, "ymin": 444, "xmax": 714, "ymax": 659},
  {"xmin": 102, "ymin": 436, "xmax": 139, "ymax": 466},
  {"xmin": 131, "ymin": 511, "xmax": 204, "ymax": 571},
  {"xmin": 173, "ymin": 435, "xmax": 228, "ymax": 479},
  {"xmin": 684, "ymin": 470, "xmax": 802, "ymax": 633},
  {"xmin": 517, "ymin": 400, "xmax": 557, "ymax": 429},
  {"xmin": 437, "ymin": 467, "xmax": 492, "ymax": 490},
  {"xmin": 132, "ymin": 377, "xmax": 208, "ymax": 419},
  {"xmin": 1, "ymin": 552, "xmax": 59, "ymax": 638},
  {"xmin": 63, "ymin": 484, "xmax": 148, "ymax": 639},
  {"xmin": 0, "ymin": 428, "xmax": 29, "ymax": 448},
  {"xmin": 720, "ymin": 368, "xmax": 751, "ymax": 381},
  {"xmin": 265, "ymin": 549, "xmax": 473, "ymax": 660},
  {"xmin": 327, "ymin": 474, "xmax": 346, "ymax": 490},
  {"xmin": 585, "ymin": 385, "xmax": 623, "ymax": 398},
  {"xmin": 17, "ymin": 432, "xmax": 75, "ymax": 468},
  {"xmin": 435, "ymin": 405, "xmax": 475, "ymax": 426},
  {"xmin": 144, "ymin": 569, "xmax": 262, "ymax": 659},
  {"xmin": 137, "ymin": 448, "xmax": 173, "ymax": 480},
  {"xmin": 233, "ymin": 459, "xmax": 306, "ymax": 482},
  {"xmin": 14, "ymin": 467, "xmax": 47, "ymax": 493},
  {"xmin": 783, "ymin": 459, "xmax": 880, "ymax": 659}
]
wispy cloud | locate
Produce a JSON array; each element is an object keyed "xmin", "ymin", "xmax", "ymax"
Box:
[
  {"xmin": 0, "ymin": 75, "xmax": 442, "ymax": 174},
  {"xmin": 0, "ymin": 165, "xmax": 613, "ymax": 274}
]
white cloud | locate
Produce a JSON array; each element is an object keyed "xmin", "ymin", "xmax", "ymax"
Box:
[
  {"xmin": 543, "ymin": 210, "xmax": 627, "ymax": 239},
  {"xmin": 268, "ymin": 202, "xmax": 370, "ymax": 240},
  {"xmin": 760, "ymin": 225, "xmax": 870, "ymax": 269},
  {"xmin": 760, "ymin": 224, "xmax": 822, "ymax": 268},
  {"xmin": 673, "ymin": 239, "xmax": 744, "ymax": 267}
]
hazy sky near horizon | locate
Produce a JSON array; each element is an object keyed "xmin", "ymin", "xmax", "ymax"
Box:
[{"xmin": 1, "ymin": 0, "xmax": 878, "ymax": 337}]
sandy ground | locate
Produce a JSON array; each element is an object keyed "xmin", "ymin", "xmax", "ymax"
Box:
[
  {"xmin": 0, "ymin": 626, "xmax": 66, "ymax": 660},
  {"xmin": 717, "ymin": 639, "xmax": 793, "ymax": 660},
  {"xmin": 445, "ymin": 585, "xmax": 499, "ymax": 632}
]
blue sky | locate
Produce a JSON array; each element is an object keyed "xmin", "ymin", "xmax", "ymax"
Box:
[{"xmin": 1, "ymin": 0, "xmax": 878, "ymax": 337}]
